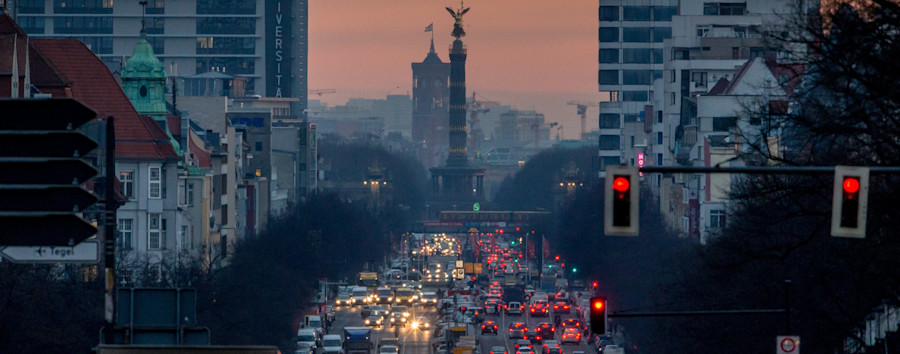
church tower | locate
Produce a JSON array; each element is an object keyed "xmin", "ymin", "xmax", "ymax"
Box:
[
  {"xmin": 122, "ymin": 28, "xmax": 167, "ymax": 118},
  {"xmin": 411, "ymin": 38, "xmax": 450, "ymax": 168}
]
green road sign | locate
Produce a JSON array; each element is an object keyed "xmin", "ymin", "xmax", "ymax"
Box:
[{"xmin": 473, "ymin": 202, "xmax": 480, "ymax": 212}]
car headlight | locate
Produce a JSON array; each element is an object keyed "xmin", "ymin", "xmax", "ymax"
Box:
[
  {"xmin": 336, "ymin": 300, "xmax": 341, "ymax": 305},
  {"xmin": 390, "ymin": 318, "xmax": 395, "ymax": 322},
  {"xmin": 411, "ymin": 322, "xmax": 419, "ymax": 328},
  {"xmin": 365, "ymin": 319, "xmax": 371, "ymax": 324},
  {"xmin": 403, "ymin": 313, "xmax": 410, "ymax": 317},
  {"xmin": 424, "ymin": 323, "xmax": 430, "ymax": 328}
]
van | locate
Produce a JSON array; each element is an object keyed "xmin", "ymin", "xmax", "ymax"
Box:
[
  {"xmin": 321, "ymin": 334, "xmax": 343, "ymax": 354},
  {"xmin": 297, "ymin": 329, "xmax": 318, "ymax": 350},
  {"xmin": 304, "ymin": 315, "xmax": 324, "ymax": 336}
]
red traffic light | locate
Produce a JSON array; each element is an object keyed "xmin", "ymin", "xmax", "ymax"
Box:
[
  {"xmin": 592, "ymin": 299, "xmax": 604, "ymax": 310},
  {"xmin": 612, "ymin": 177, "xmax": 630, "ymax": 192},
  {"xmin": 592, "ymin": 281, "xmax": 598, "ymax": 288},
  {"xmin": 843, "ymin": 177, "xmax": 860, "ymax": 194},
  {"xmin": 554, "ymin": 256, "xmax": 560, "ymax": 261}
]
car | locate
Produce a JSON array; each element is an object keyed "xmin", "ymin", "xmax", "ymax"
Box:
[
  {"xmin": 484, "ymin": 298, "xmax": 501, "ymax": 314},
  {"xmin": 542, "ymin": 340, "xmax": 561, "ymax": 354},
  {"xmin": 514, "ymin": 339, "xmax": 533, "ymax": 351},
  {"xmin": 489, "ymin": 345, "xmax": 508, "ymax": 354},
  {"xmin": 370, "ymin": 305, "xmax": 388, "ymax": 318},
  {"xmin": 560, "ymin": 327, "xmax": 582, "ymax": 345},
  {"xmin": 350, "ymin": 286, "xmax": 369, "ymax": 305},
  {"xmin": 481, "ymin": 320, "xmax": 498, "ymax": 334},
  {"xmin": 529, "ymin": 302, "xmax": 549, "ymax": 317},
  {"xmin": 335, "ymin": 292, "xmax": 353, "ymax": 306},
  {"xmin": 378, "ymin": 344, "xmax": 399, "ymax": 354},
  {"xmin": 420, "ymin": 291, "xmax": 438, "ymax": 306},
  {"xmin": 560, "ymin": 318, "xmax": 584, "ymax": 330},
  {"xmin": 296, "ymin": 329, "xmax": 317, "ymax": 351},
  {"xmin": 526, "ymin": 329, "xmax": 544, "ymax": 345},
  {"xmin": 294, "ymin": 342, "xmax": 314, "ymax": 354},
  {"xmin": 507, "ymin": 301, "xmax": 524, "ymax": 316},
  {"xmin": 552, "ymin": 301, "xmax": 571, "ymax": 314},
  {"xmin": 364, "ymin": 315, "xmax": 384, "ymax": 327},
  {"xmin": 536, "ymin": 322, "xmax": 555, "ymax": 338},
  {"xmin": 515, "ymin": 348, "xmax": 534, "ymax": 354},
  {"xmin": 508, "ymin": 321, "xmax": 527, "ymax": 339},
  {"xmin": 411, "ymin": 316, "xmax": 430, "ymax": 329}
]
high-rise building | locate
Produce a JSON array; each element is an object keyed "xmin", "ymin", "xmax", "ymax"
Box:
[
  {"xmin": 9, "ymin": 0, "xmax": 307, "ymax": 115},
  {"xmin": 597, "ymin": 1, "xmax": 678, "ymax": 177}
]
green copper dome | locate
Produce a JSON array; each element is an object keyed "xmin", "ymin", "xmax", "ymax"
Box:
[{"xmin": 122, "ymin": 31, "xmax": 164, "ymax": 79}]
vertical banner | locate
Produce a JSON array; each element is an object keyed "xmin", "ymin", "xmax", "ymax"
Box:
[{"xmin": 266, "ymin": 0, "xmax": 293, "ymax": 97}]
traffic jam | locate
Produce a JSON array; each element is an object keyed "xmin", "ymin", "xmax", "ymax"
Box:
[{"xmin": 308, "ymin": 232, "xmax": 623, "ymax": 354}]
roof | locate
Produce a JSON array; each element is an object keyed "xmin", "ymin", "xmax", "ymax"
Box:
[
  {"xmin": 188, "ymin": 129, "xmax": 212, "ymax": 168},
  {"xmin": 707, "ymin": 77, "xmax": 731, "ymax": 95},
  {"xmin": 722, "ymin": 59, "xmax": 754, "ymax": 94},
  {"xmin": 29, "ymin": 38, "xmax": 178, "ymax": 160}
]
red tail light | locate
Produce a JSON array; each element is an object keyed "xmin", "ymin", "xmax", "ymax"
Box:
[
  {"xmin": 509, "ymin": 328, "xmax": 513, "ymax": 332},
  {"xmin": 481, "ymin": 325, "xmax": 486, "ymax": 329}
]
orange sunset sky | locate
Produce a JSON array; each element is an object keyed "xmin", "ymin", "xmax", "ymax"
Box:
[{"xmin": 308, "ymin": 0, "xmax": 600, "ymax": 139}]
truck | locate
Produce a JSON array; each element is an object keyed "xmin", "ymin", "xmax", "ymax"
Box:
[
  {"xmin": 343, "ymin": 327, "xmax": 373, "ymax": 354},
  {"xmin": 358, "ymin": 272, "xmax": 379, "ymax": 290}
]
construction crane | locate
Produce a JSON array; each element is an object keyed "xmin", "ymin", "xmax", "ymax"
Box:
[
  {"xmin": 469, "ymin": 91, "xmax": 499, "ymax": 155},
  {"xmin": 309, "ymin": 89, "xmax": 336, "ymax": 96},
  {"xmin": 567, "ymin": 100, "xmax": 598, "ymax": 139}
]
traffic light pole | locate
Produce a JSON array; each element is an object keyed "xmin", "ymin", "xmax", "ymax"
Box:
[{"xmin": 103, "ymin": 117, "xmax": 116, "ymax": 344}]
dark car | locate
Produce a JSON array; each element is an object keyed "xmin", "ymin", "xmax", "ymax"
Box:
[
  {"xmin": 526, "ymin": 329, "xmax": 544, "ymax": 346},
  {"xmin": 529, "ymin": 302, "xmax": 549, "ymax": 317},
  {"xmin": 536, "ymin": 322, "xmax": 555, "ymax": 339},
  {"xmin": 481, "ymin": 320, "xmax": 499, "ymax": 334},
  {"xmin": 508, "ymin": 321, "xmax": 527, "ymax": 339},
  {"xmin": 552, "ymin": 301, "xmax": 571, "ymax": 314},
  {"xmin": 514, "ymin": 339, "xmax": 533, "ymax": 351},
  {"xmin": 560, "ymin": 318, "xmax": 584, "ymax": 330}
]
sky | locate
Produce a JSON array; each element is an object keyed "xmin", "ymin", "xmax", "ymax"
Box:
[{"xmin": 308, "ymin": 0, "xmax": 600, "ymax": 140}]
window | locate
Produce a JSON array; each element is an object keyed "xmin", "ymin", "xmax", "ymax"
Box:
[
  {"xmin": 657, "ymin": 132, "xmax": 663, "ymax": 145},
  {"xmin": 623, "ymin": 27, "xmax": 651, "ymax": 42},
  {"xmin": 119, "ymin": 170, "xmax": 134, "ymax": 199},
  {"xmin": 624, "ymin": 113, "xmax": 640, "ymax": 123},
  {"xmin": 652, "ymin": 49, "xmax": 664, "ymax": 63},
  {"xmin": 623, "ymin": 6, "xmax": 650, "ymax": 21},
  {"xmin": 149, "ymin": 166, "xmax": 161, "ymax": 199},
  {"xmin": 146, "ymin": 0, "xmax": 165, "ymax": 14},
  {"xmin": 197, "ymin": 17, "xmax": 256, "ymax": 35},
  {"xmin": 652, "ymin": 6, "xmax": 677, "ymax": 21},
  {"xmin": 692, "ymin": 71, "xmax": 708, "ymax": 87},
  {"xmin": 670, "ymin": 92, "xmax": 676, "ymax": 106},
  {"xmin": 652, "ymin": 27, "xmax": 672, "ymax": 42},
  {"xmin": 710, "ymin": 209, "xmax": 726, "ymax": 228},
  {"xmin": 598, "ymin": 6, "xmax": 619, "ymax": 21},
  {"xmin": 598, "ymin": 70, "xmax": 618, "ymax": 85},
  {"xmin": 118, "ymin": 219, "xmax": 133, "ymax": 250},
  {"xmin": 197, "ymin": 0, "xmax": 255, "ymax": 14},
  {"xmin": 146, "ymin": 17, "xmax": 164, "ymax": 34},
  {"xmin": 598, "ymin": 27, "xmax": 618, "ymax": 42},
  {"xmin": 599, "ymin": 135, "xmax": 620, "ymax": 150},
  {"xmin": 598, "ymin": 49, "xmax": 618, "ymax": 63},
  {"xmin": 600, "ymin": 156, "xmax": 620, "ymax": 169},
  {"xmin": 146, "ymin": 36, "xmax": 165, "ymax": 55},
  {"xmin": 18, "ymin": 0, "xmax": 45, "ymax": 13},
  {"xmin": 187, "ymin": 183, "xmax": 195, "ymax": 207},
  {"xmin": 54, "ymin": 16, "xmax": 113, "ymax": 34},
  {"xmin": 196, "ymin": 57, "xmax": 256, "ymax": 75},
  {"xmin": 221, "ymin": 204, "xmax": 229, "ymax": 224},
  {"xmin": 713, "ymin": 117, "xmax": 737, "ymax": 131},
  {"xmin": 623, "ymin": 70, "xmax": 652, "ymax": 85},
  {"xmin": 255, "ymin": 141, "xmax": 263, "ymax": 151},
  {"xmin": 54, "ymin": 0, "xmax": 113, "ymax": 14},
  {"xmin": 622, "ymin": 91, "xmax": 648, "ymax": 102},
  {"xmin": 657, "ymin": 111, "xmax": 663, "ymax": 123},
  {"xmin": 622, "ymin": 48, "xmax": 651, "ymax": 64},
  {"xmin": 703, "ymin": 2, "xmax": 746, "ymax": 16},
  {"xmin": 599, "ymin": 114, "xmax": 620, "ymax": 129},
  {"xmin": 75, "ymin": 36, "xmax": 113, "ymax": 54},
  {"xmin": 181, "ymin": 225, "xmax": 190, "ymax": 249},
  {"xmin": 148, "ymin": 213, "xmax": 161, "ymax": 250},
  {"xmin": 18, "ymin": 17, "xmax": 45, "ymax": 34},
  {"xmin": 657, "ymin": 153, "xmax": 663, "ymax": 166},
  {"xmin": 197, "ymin": 37, "xmax": 256, "ymax": 55}
]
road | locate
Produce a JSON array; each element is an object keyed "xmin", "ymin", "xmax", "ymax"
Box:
[
  {"xmin": 476, "ymin": 303, "xmax": 595, "ymax": 354},
  {"xmin": 331, "ymin": 304, "xmax": 438, "ymax": 353}
]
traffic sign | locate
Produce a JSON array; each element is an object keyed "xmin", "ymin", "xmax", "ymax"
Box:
[
  {"xmin": 0, "ymin": 239, "xmax": 100, "ymax": 263},
  {"xmin": 777, "ymin": 335, "xmax": 800, "ymax": 354},
  {"xmin": 0, "ymin": 98, "xmax": 99, "ymax": 247},
  {"xmin": 473, "ymin": 202, "xmax": 480, "ymax": 212}
]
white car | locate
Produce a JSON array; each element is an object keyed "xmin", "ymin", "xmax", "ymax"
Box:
[
  {"xmin": 296, "ymin": 329, "xmax": 317, "ymax": 351},
  {"xmin": 379, "ymin": 345, "xmax": 399, "ymax": 353}
]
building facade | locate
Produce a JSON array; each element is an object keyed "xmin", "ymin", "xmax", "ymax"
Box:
[
  {"xmin": 9, "ymin": 0, "xmax": 307, "ymax": 114},
  {"xmin": 411, "ymin": 39, "xmax": 450, "ymax": 168}
]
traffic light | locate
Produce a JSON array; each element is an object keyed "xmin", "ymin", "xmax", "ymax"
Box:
[
  {"xmin": 0, "ymin": 99, "xmax": 99, "ymax": 246},
  {"xmin": 554, "ymin": 255, "xmax": 560, "ymax": 262},
  {"xmin": 604, "ymin": 166, "xmax": 639, "ymax": 236},
  {"xmin": 592, "ymin": 281, "xmax": 599, "ymax": 289},
  {"xmin": 831, "ymin": 166, "xmax": 869, "ymax": 238},
  {"xmin": 589, "ymin": 296, "xmax": 607, "ymax": 335}
]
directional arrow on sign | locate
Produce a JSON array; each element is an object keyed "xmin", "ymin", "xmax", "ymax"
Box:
[
  {"xmin": 0, "ymin": 215, "xmax": 97, "ymax": 246},
  {"xmin": 0, "ymin": 239, "xmax": 100, "ymax": 263},
  {"xmin": 0, "ymin": 186, "xmax": 98, "ymax": 212}
]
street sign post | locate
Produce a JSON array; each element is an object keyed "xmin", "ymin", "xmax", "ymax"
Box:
[
  {"xmin": 777, "ymin": 335, "xmax": 800, "ymax": 354},
  {"xmin": 0, "ymin": 239, "xmax": 100, "ymax": 263},
  {"xmin": 0, "ymin": 99, "xmax": 99, "ymax": 247}
]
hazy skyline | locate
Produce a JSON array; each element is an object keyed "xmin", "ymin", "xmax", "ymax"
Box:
[{"xmin": 308, "ymin": 0, "xmax": 600, "ymax": 139}]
